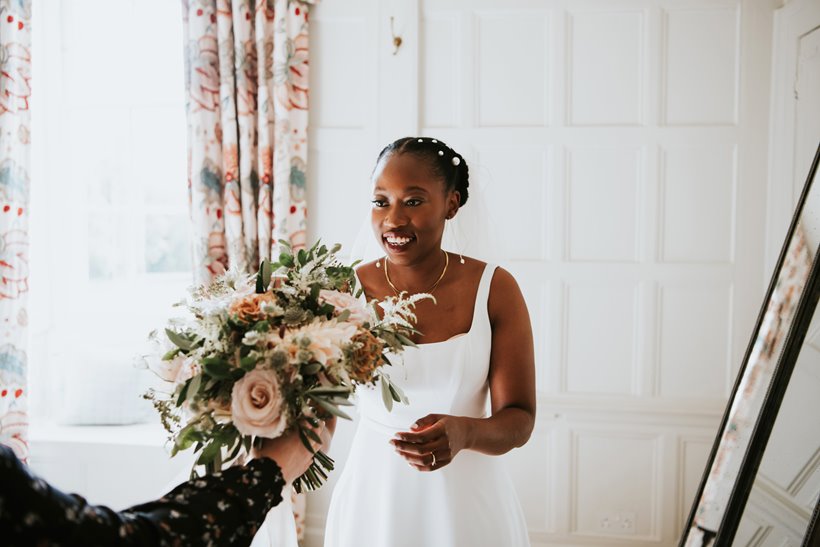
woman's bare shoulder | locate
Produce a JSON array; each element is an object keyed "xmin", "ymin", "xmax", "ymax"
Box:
[{"xmin": 487, "ymin": 266, "xmax": 527, "ymax": 322}]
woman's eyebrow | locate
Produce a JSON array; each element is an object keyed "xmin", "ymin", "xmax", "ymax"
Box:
[{"xmin": 373, "ymin": 185, "xmax": 430, "ymax": 194}]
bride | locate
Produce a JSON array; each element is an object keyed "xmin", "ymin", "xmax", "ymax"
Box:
[{"xmin": 323, "ymin": 137, "xmax": 536, "ymax": 546}]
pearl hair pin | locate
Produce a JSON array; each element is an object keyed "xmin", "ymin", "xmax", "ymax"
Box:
[
  {"xmin": 452, "ymin": 157, "xmax": 461, "ymax": 166},
  {"xmin": 438, "ymin": 151, "xmax": 444, "ymax": 156}
]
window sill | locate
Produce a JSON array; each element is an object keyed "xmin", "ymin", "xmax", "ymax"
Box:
[{"xmin": 29, "ymin": 422, "xmax": 169, "ymax": 448}]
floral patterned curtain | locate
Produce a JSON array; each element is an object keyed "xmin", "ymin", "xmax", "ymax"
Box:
[
  {"xmin": 0, "ymin": 0, "xmax": 31, "ymax": 461},
  {"xmin": 183, "ymin": 0, "xmax": 313, "ymax": 285},
  {"xmin": 182, "ymin": 0, "xmax": 316, "ymax": 537}
]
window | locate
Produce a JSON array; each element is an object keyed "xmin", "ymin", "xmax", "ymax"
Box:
[{"xmin": 30, "ymin": 0, "xmax": 190, "ymax": 423}]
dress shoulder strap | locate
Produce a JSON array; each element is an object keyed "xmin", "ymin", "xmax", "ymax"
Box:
[{"xmin": 471, "ymin": 263, "xmax": 497, "ymax": 331}]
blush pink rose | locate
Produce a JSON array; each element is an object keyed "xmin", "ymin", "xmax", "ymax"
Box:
[
  {"xmin": 231, "ymin": 369, "xmax": 287, "ymax": 438},
  {"xmin": 319, "ymin": 289, "xmax": 369, "ymax": 326}
]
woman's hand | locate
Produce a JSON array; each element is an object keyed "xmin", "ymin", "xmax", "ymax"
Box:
[
  {"xmin": 254, "ymin": 420, "xmax": 329, "ymax": 484},
  {"xmin": 390, "ymin": 414, "xmax": 473, "ymax": 472}
]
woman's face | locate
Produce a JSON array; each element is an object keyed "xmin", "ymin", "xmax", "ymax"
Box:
[{"xmin": 371, "ymin": 153, "xmax": 459, "ymax": 266}]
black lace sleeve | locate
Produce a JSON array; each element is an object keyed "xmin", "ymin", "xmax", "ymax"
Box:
[
  {"xmin": 126, "ymin": 457, "xmax": 286, "ymax": 546},
  {"xmin": 0, "ymin": 445, "xmax": 286, "ymax": 546}
]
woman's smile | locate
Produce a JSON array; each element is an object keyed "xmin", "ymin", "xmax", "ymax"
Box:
[{"xmin": 382, "ymin": 231, "xmax": 417, "ymax": 252}]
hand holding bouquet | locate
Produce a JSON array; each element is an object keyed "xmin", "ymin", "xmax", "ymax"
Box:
[{"xmin": 141, "ymin": 241, "xmax": 428, "ymax": 491}]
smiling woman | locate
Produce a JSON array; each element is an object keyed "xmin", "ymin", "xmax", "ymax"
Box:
[{"xmin": 323, "ymin": 137, "xmax": 536, "ymax": 547}]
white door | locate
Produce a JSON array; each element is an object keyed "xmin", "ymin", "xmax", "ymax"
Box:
[{"xmin": 306, "ymin": 1, "xmax": 777, "ymax": 545}]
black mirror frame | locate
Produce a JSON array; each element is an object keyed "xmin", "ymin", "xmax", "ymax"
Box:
[{"xmin": 680, "ymin": 142, "xmax": 820, "ymax": 546}]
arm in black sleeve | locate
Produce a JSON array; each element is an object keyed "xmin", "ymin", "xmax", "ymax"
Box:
[
  {"xmin": 125, "ymin": 457, "xmax": 286, "ymax": 546},
  {"xmin": 0, "ymin": 445, "xmax": 286, "ymax": 547}
]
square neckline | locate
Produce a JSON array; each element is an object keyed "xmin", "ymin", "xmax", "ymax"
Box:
[{"xmin": 356, "ymin": 262, "xmax": 494, "ymax": 347}]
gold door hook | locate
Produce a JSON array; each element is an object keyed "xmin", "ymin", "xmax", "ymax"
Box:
[{"xmin": 390, "ymin": 16, "xmax": 402, "ymax": 55}]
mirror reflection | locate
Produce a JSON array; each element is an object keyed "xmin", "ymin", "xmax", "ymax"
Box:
[
  {"xmin": 733, "ymin": 157, "xmax": 820, "ymax": 545},
  {"xmin": 683, "ymin": 158, "xmax": 820, "ymax": 546},
  {"xmin": 734, "ymin": 300, "xmax": 820, "ymax": 545}
]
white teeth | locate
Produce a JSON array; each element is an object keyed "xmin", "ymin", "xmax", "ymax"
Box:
[{"xmin": 385, "ymin": 236, "xmax": 413, "ymax": 246}]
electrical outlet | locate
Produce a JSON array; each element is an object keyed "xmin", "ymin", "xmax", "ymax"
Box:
[{"xmin": 597, "ymin": 511, "xmax": 637, "ymax": 534}]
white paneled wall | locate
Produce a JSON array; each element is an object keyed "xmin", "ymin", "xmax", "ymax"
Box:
[{"xmin": 306, "ymin": 1, "xmax": 777, "ymax": 545}]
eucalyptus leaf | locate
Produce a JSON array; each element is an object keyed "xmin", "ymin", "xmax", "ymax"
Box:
[
  {"xmin": 203, "ymin": 359, "xmax": 232, "ymax": 379},
  {"xmin": 162, "ymin": 348, "xmax": 181, "ymax": 361},
  {"xmin": 197, "ymin": 437, "xmax": 222, "ymax": 466},
  {"xmin": 261, "ymin": 261, "xmax": 272, "ymax": 293},
  {"xmin": 380, "ymin": 375, "xmax": 394, "ymax": 412},
  {"xmin": 300, "ymin": 363, "xmax": 322, "ymax": 375},
  {"xmin": 240, "ymin": 355, "xmax": 259, "ymax": 370},
  {"xmin": 298, "ymin": 427, "xmax": 315, "ymax": 453},
  {"xmin": 395, "ymin": 332, "xmax": 417, "ymax": 347},
  {"xmin": 302, "ymin": 425, "xmax": 322, "ymax": 445},
  {"xmin": 306, "ymin": 386, "xmax": 351, "ymax": 396},
  {"xmin": 186, "ymin": 374, "xmax": 203, "ymax": 404},
  {"xmin": 308, "ymin": 394, "xmax": 353, "ymax": 420},
  {"xmin": 176, "ymin": 379, "xmax": 191, "ymax": 405},
  {"xmin": 165, "ymin": 328, "xmax": 194, "ymax": 351}
]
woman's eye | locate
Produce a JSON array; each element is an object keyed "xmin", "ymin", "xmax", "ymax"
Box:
[
  {"xmin": 405, "ymin": 199, "xmax": 422, "ymax": 207},
  {"xmin": 371, "ymin": 199, "xmax": 388, "ymax": 208}
]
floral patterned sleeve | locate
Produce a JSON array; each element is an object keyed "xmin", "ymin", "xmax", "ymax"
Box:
[{"xmin": 0, "ymin": 445, "xmax": 286, "ymax": 546}]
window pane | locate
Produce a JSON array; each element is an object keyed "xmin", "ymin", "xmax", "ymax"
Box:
[
  {"xmin": 88, "ymin": 213, "xmax": 129, "ymax": 280},
  {"xmin": 132, "ymin": 106, "xmax": 188, "ymax": 207},
  {"xmin": 145, "ymin": 214, "xmax": 190, "ymax": 273}
]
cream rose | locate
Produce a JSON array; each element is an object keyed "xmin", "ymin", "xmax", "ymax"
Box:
[
  {"xmin": 288, "ymin": 319, "xmax": 358, "ymax": 366},
  {"xmin": 230, "ymin": 369, "xmax": 287, "ymax": 438},
  {"xmin": 319, "ymin": 289, "xmax": 369, "ymax": 326}
]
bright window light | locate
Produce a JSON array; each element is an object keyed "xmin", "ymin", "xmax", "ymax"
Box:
[{"xmin": 29, "ymin": 0, "xmax": 190, "ymax": 424}]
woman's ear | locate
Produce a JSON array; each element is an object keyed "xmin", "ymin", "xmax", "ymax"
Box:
[{"xmin": 447, "ymin": 191, "xmax": 461, "ymax": 219}]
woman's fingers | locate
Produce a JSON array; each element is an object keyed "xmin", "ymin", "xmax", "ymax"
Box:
[
  {"xmin": 395, "ymin": 421, "xmax": 444, "ymax": 444},
  {"xmin": 392, "ymin": 436, "xmax": 451, "ymax": 466},
  {"xmin": 391, "ymin": 435, "xmax": 446, "ymax": 456},
  {"xmin": 407, "ymin": 448, "xmax": 453, "ymax": 472}
]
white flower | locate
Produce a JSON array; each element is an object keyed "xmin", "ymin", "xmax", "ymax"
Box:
[
  {"xmin": 230, "ymin": 369, "xmax": 288, "ymax": 438},
  {"xmin": 319, "ymin": 289, "xmax": 369, "ymax": 326},
  {"xmin": 242, "ymin": 331, "xmax": 264, "ymax": 346},
  {"xmin": 221, "ymin": 266, "xmax": 255, "ymax": 291},
  {"xmin": 377, "ymin": 293, "xmax": 434, "ymax": 329}
]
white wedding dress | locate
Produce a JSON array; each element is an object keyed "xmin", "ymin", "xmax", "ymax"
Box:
[
  {"xmin": 324, "ymin": 263, "xmax": 530, "ymax": 547},
  {"xmin": 250, "ymin": 489, "xmax": 299, "ymax": 546}
]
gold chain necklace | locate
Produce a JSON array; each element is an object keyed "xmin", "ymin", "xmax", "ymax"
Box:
[{"xmin": 384, "ymin": 251, "xmax": 449, "ymax": 295}]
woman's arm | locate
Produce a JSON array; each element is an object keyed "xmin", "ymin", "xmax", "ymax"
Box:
[
  {"xmin": 0, "ymin": 422, "xmax": 326, "ymax": 546},
  {"xmin": 467, "ymin": 266, "xmax": 536, "ymax": 454},
  {"xmin": 392, "ymin": 267, "xmax": 536, "ymax": 468}
]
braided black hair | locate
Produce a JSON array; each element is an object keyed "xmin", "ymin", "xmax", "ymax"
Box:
[{"xmin": 374, "ymin": 137, "xmax": 470, "ymax": 207}]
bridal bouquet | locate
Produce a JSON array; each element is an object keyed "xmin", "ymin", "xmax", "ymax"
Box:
[{"xmin": 141, "ymin": 241, "xmax": 426, "ymax": 492}]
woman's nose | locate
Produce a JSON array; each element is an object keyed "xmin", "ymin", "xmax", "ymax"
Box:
[{"xmin": 383, "ymin": 207, "xmax": 408, "ymax": 228}]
